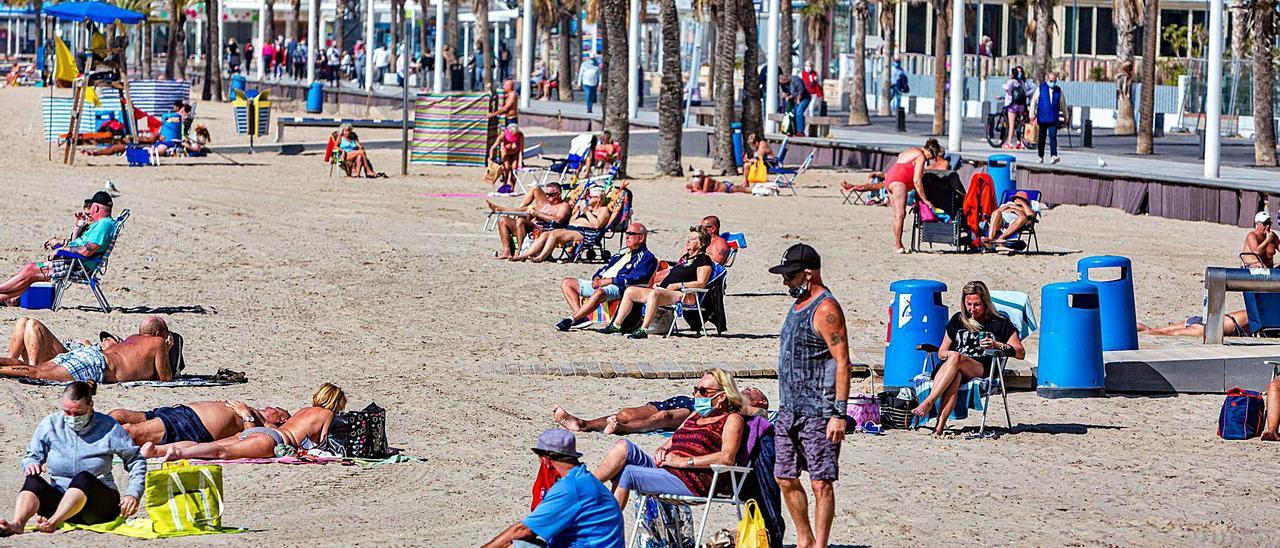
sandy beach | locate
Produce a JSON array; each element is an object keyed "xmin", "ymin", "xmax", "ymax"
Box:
[{"xmin": 0, "ymin": 85, "xmax": 1274, "ymax": 546}]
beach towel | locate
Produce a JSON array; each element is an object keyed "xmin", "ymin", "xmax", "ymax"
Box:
[
  {"xmin": 990, "ymin": 290, "xmax": 1039, "ymax": 339},
  {"xmin": 52, "ymin": 518, "xmax": 244, "ymax": 538},
  {"xmin": 411, "ymin": 92, "xmax": 491, "ymax": 166},
  {"xmin": 189, "ymin": 453, "xmax": 421, "ymax": 468},
  {"xmin": 18, "ymin": 372, "xmax": 248, "ymax": 388},
  {"xmin": 962, "ymin": 173, "xmax": 997, "ymax": 245}
]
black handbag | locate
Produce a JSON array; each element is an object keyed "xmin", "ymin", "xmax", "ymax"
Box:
[
  {"xmin": 877, "ymin": 389, "xmax": 917, "ymax": 430},
  {"xmin": 319, "ymin": 403, "xmax": 391, "ymax": 459}
]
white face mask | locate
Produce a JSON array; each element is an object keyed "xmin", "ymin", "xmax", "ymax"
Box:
[{"xmin": 65, "ymin": 413, "xmax": 93, "ymax": 432}]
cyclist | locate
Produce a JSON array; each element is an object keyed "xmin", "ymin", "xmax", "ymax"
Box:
[{"xmin": 1002, "ymin": 66, "xmax": 1032, "ymax": 149}]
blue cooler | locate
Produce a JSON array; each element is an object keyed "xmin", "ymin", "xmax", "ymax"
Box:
[
  {"xmin": 987, "ymin": 154, "xmax": 1017, "ymax": 205},
  {"xmin": 884, "ymin": 279, "xmax": 949, "ymax": 389},
  {"xmin": 19, "ymin": 283, "xmax": 54, "ymax": 310},
  {"xmin": 1077, "ymin": 255, "xmax": 1138, "ymax": 351},
  {"xmin": 1037, "ymin": 282, "xmax": 1106, "ymax": 398},
  {"xmin": 306, "ymin": 82, "xmax": 325, "ymax": 113}
]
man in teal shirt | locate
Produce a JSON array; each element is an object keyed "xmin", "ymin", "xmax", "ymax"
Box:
[{"xmin": 0, "ymin": 192, "xmax": 116, "ymax": 305}]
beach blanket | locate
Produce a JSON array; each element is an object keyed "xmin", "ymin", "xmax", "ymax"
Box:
[
  {"xmin": 990, "ymin": 290, "xmax": 1039, "ymax": 339},
  {"xmin": 411, "ymin": 92, "xmax": 490, "ymax": 166},
  {"xmin": 418, "ymin": 192, "xmax": 497, "ymax": 198},
  {"xmin": 18, "ymin": 373, "xmax": 248, "ymax": 388},
  {"xmin": 189, "ymin": 453, "xmax": 422, "ymax": 468},
  {"xmin": 52, "ymin": 517, "xmax": 243, "ymax": 539}
]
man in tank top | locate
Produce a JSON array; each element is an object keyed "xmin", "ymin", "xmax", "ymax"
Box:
[{"xmin": 768, "ymin": 243, "xmax": 852, "ymax": 548}]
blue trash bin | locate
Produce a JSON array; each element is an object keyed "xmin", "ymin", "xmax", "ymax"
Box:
[
  {"xmin": 1037, "ymin": 282, "xmax": 1106, "ymax": 398},
  {"xmin": 987, "ymin": 154, "xmax": 1017, "ymax": 205},
  {"xmin": 1077, "ymin": 255, "xmax": 1138, "ymax": 351},
  {"xmin": 306, "ymin": 82, "xmax": 325, "ymax": 113},
  {"xmin": 884, "ymin": 279, "xmax": 949, "ymax": 389},
  {"xmin": 230, "ymin": 74, "xmax": 247, "ymax": 97},
  {"xmin": 732, "ymin": 122, "xmax": 744, "ymax": 167}
]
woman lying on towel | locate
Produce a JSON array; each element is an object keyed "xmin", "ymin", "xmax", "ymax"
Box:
[
  {"xmin": 591, "ymin": 369, "xmax": 745, "ymax": 507},
  {"xmin": 685, "ymin": 169, "xmax": 751, "ymax": 194},
  {"xmin": 1137, "ymin": 309, "xmax": 1252, "ymax": 337},
  {"xmin": 140, "ymin": 383, "xmax": 347, "ymax": 461},
  {"xmin": 912, "ymin": 281, "xmax": 1025, "ymax": 435}
]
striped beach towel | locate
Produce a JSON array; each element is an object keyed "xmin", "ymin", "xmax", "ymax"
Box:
[{"xmin": 411, "ymin": 92, "xmax": 490, "ymax": 167}]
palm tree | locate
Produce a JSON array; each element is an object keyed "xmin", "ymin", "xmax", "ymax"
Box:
[
  {"xmin": 930, "ymin": 0, "xmax": 946, "ymax": 135},
  {"xmin": 556, "ymin": 1, "xmax": 578, "ymax": 100},
  {"xmin": 164, "ymin": 0, "xmax": 190, "ymax": 79},
  {"xmin": 202, "ymin": 0, "xmax": 224, "ymax": 100},
  {"xmin": 264, "ymin": 0, "xmax": 276, "ymax": 44},
  {"xmin": 334, "ymin": 0, "xmax": 347, "ymax": 52},
  {"xmin": 448, "ymin": 0, "xmax": 459, "ymax": 48},
  {"xmin": 712, "ymin": 0, "xmax": 736, "ymax": 172},
  {"xmin": 601, "ymin": 0, "xmax": 630, "ymax": 176},
  {"xmin": 656, "ymin": 0, "xmax": 683, "ymax": 176},
  {"xmin": 1252, "ymin": 0, "xmax": 1277, "ymax": 165},
  {"xmin": 801, "ymin": 0, "xmax": 831, "ymax": 81},
  {"xmin": 737, "ymin": 0, "xmax": 763, "ymax": 140},
  {"xmin": 1135, "ymin": 0, "xmax": 1156, "ymax": 153},
  {"xmin": 847, "ymin": 0, "xmax": 870, "ymax": 125},
  {"xmin": 474, "ymin": 0, "xmax": 491, "ymax": 89},
  {"xmin": 111, "ymin": 0, "xmax": 152, "ymax": 76},
  {"xmin": 420, "ymin": 0, "xmax": 431, "ymax": 60},
  {"xmin": 779, "ymin": 0, "xmax": 793, "ymax": 78},
  {"xmin": 289, "ymin": 0, "xmax": 301, "ymax": 42},
  {"xmin": 1111, "ymin": 0, "xmax": 1142, "ymax": 135},
  {"xmin": 1031, "ymin": 0, "xmax": 1053, "ymax": 80},
  {"xmin": 876, "ymin": 0, "xmax": 896, "ymax": 116}
]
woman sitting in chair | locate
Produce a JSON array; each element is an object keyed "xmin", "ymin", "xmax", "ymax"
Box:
[
  {"xmin": 912, "ymin": 281, "xmax": 1024, "ymax": 435},
  {"xmin": 598, "ymin": 226, "xmax": 714, "ymax": 339},
  {"xmin": 884, "ymin": 138, "xmax": 949, "ymax": 254},
  {"xmin": 592, "ymin": 369, "xmax": 745, "ymax": 507},
  {"xmin": 335, "ymin": 124, "xmax": 385, "ymax": 178}
]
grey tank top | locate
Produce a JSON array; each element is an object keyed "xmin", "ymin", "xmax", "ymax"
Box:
[{"xmin": 777, "ymin": 289, "xmax": 839, "ymax": 418}]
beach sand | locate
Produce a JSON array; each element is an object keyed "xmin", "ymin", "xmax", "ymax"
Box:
[{"xmin": 0, "ymin": 86, "xmax": 1273, "ymax": 546}]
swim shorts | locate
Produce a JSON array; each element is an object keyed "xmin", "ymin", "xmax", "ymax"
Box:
[
  {"xmin": 145, "ymin": 405, "xmax": 214, "ymax": 444},
  {"xmin": 647, "ymin": 396, "xmax": 695, "ymax": 412},
  {"xmin": 51, "ymin": 346, "xmax": 107, "ymax": 383},
  {"xmin": 774, "ymin": 410, "xmax": 841, "ymax": 481},
  {"xmin": 1002, "ymin": 210, "xmax": 1022, "ymax": 225},
  {"xmin": 576, "ymin": 278, "xmax": 622, "ymax": 300}
]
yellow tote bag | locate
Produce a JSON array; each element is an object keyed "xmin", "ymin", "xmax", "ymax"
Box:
[
  {"xmin": 746, "ymin": 158, "xmax": 769, "ymax": 185},
  {"xmin": 735, "ymin": 499, "xmax": 769, "ymax": 548},
  {"xmin": 143, "ymin": 460, "xmax": 224, "ymax": 534}
]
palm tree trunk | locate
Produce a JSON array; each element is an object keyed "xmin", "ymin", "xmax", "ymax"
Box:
[
  {"xmin": 601, "ymin": 0, "xmax": 630, "ymax": 177},
  {"xmin": 420, "ymin": 0, "xmax": 431, "ymax": 57},
  {"xmin": 558, "ymin": 11, "xmax": 574, "ymax": 100},
  {"xmin": 712, "ymin": 0, "xmax": 737, "ymax": 173},
  {"xmin": 176, "ymin": 20, "xmax": 188, "ymax": 79},
  {"xmin": 265, "ymin": 0, "xmax": 276, "ymax": 43},
  {"xmin": 1032, "ymin": 0, "xmax": 1052, "ymax": 80},
  {"xmin": 656, "ymin": 0, "xmax": 683, "ymax": 176},
  {"xmin": 1135, "ymin": 0, "xmax": 1157, "ymax": 154},
  {"xmin": 877, "ymin": 0, "xmax": 895, "ymax": 116},
  {"xmin": 289, "ymin": 0, "xmax": 301, "ymax": 41},
  {"xmin": 847, "ymin": 0, "xmax": 869, "ymax": 125},
  {"xmin": 166, "ymin": 7, "xmax": 185, "ymax": 79},
  {"xmin": 737, "ymin": 0, "xmax": 762, "ymax": 140},
  {"xmin": 447, "ymin": 0, "xmax": 459, "ymax": 48},
  {"xmin": 1112, "ymin": 0, "xmax": 1136, "ymax": 135},
  {"xmin": 707, "ymin": 5, "xmax": 717, "ymax": 93},
  {"xmin": 335, "ymin": 0, "xmax": 347, "ymax": 52},
  {"xmin": 779, "ymin": 0, "xmax": 793, "ymax": 78},
  {"xmin": 930, "ymin": 0, "xmax": 946, "ymax": 135},
  {"xmin": 476, "ymin": 0, "xmax": 491, "ymax": 90},
  {"xmin": 203, "ymin": 0, "xmax": 224, "ymax": 100},
  {"xmin": 1253, "ymin": 0, "xmax": 1278, "ymax": 165}
]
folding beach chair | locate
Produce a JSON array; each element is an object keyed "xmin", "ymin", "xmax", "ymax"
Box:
[
  {"xmin": 627, "ymin": 464, "xmax": 753, "ymax": 548},
  {"xmin": 511, "ymin": 143, "xmax": 545, "ymax": 195},
  {"xmin": 913, "ymin": 342, "xmax": 1013, "ymax": 438},
  {"xmin": 995, "ymin": 189, "xmax": 1042, "ymax": 252},
  {"xmin": 721, "ymin": 232, "xmax": 747, "ymax": 268},
  {"xmin": 841, "ymin": 175, "xmax": 886, "ymax": 205},
  {"xmin": 909, "ymin": 172, "xmax": 967, "ymax": 253},
  {"xmin": 324, "ymin": 132, "xmax": 347, "ymax": 177},
  {"xmin": 541, "ymin": 134, "xmax": 596, "ymax": 186},
  {"xmin": 663, "ymin": 263, "xmax": 728, "ymax": 338},
  {"xmin": 769, "ymin": 150, "xmax": 814, "ymax": 196},
  {"xmin": 51, "ymin": 209, "xmax": 131, "ymax": 313},
  {"xmin": 1242, "ymin": 292, "xmax": 1280, "ymax": 338}
]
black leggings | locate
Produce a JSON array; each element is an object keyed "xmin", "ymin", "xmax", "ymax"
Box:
[{"xmin": 22, "ymin": 472, "xmax": 120, "ymax": 525}]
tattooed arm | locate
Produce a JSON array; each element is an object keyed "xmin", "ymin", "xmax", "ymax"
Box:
[{"xmin": 812, "ymin": 299, "xmax": 851, "ymax": 443}]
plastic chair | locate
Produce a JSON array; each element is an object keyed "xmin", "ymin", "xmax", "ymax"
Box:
[{"xmin": 627, "ymin": 464, "xmax": 753, "ymax": 548}]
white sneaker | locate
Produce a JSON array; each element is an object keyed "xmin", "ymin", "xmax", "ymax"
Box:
[
  {"xmin": 1037, "ymin": 157, "xmax": 1045, "ymax": 164},
  {"xmin": 1051, "ymin": 156, "xmax": 1061, "ymax": 164}
]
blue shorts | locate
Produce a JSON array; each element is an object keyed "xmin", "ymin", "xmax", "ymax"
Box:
[
  {"xmin": 648, "ymin": 396, "xmax": 695, "ymax": 412},
  {"xmin": 51, "ymin": 346, "xmax": 108, "ymax": 383},
  {"xmin": 145, "ymin": 405, "xmax": 214, "ymax": 444},
  {"xmin": 576, "ymin": 278, "xmax": 621, "ymax": 300}
]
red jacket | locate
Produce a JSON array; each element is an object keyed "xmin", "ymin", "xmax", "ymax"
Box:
[
  {"xmin": 801, "ymin": 70, "xmax": 823, "ymax": 97},
  {"xmin": 962, "ymin": 173, "xmax": 997, "ymax": 245}
]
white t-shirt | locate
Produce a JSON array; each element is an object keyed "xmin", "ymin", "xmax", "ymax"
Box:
[{"xmin": 373, "ymin": 47, "xmax": 391, "ymax": 68}]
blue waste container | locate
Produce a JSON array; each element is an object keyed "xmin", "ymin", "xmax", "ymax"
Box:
[
  {"xmin": 1037, "ymin": 281, "xmax": 1106, "ymax": 398},
  {"xmin": 987, "ymin": 154, "xmax": 1017, "ymax": 204},
  {"xmin": 306, "ymin": 82, "xmax": 325, "ymax": 113},
  {"xmin": 1077, "ymin": 255, "xmax": 1138, "ymax": 351},
  {"xmin": 884, "ymin": 279, "xmax": 949, "ymax": 389},
  {"xmin": 732, "ymin": 122, "xmax": 744, "ymax": 167},
  {"xmin": 230, "ymin": 74, "xmax": 247, "ymax": 97}
]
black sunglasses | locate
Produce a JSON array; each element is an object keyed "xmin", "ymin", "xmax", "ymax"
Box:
[
  {"xmin": 693, "ymin": 386, "xmax": 721, "ymax": 397},
  {"xmin": 625, "ymin": 231, "xmax": 645, "ymax": 236}
]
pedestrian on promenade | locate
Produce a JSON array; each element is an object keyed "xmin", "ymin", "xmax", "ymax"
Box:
[
  {"xmin": 768, "ymin": 243, "xmax": 851, "ymax": 548},
  {"xmin": 1029, "ymin": 71, "xmax": 1067, "ymax": 164},
  {"xmin": 577, "ymin": 54, "xmax": 602, "ymax": 114},
  {"xmin": 890, "ymin": 57, "xmax": 907, "ymax": 114}
]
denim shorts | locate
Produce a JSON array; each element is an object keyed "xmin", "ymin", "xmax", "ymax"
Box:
[{"xmin": 577, "ymin": 278, "xmax": 621, "ymax": 300}]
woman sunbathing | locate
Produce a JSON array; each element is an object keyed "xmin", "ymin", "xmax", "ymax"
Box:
[
  {"xmin": 591, "ymin": 369, "xmax": 745, "ymax": 507},
  {"xmin": 685, "ymin": 169, "xmax": 750, "ymax": 194},
  {"xmin": 140, "ymin": 383, "xmax": 347, "ymax": 461},
  {"xmin": 336, "ymin": 124, "xmax": 386, "ymax": 178},
  {"xmin": 1137, "ymin": 309, "xmax": 1251, "ymax": 337},
  {"xmin": 597, "ymin": 226, "xmax": 714, "ymax": 339}
]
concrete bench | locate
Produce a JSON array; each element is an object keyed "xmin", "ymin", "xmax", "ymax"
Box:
[
  {"xmin": 766, "ymin": 113, "xmax": 842, "ymax": 137},
  {"xmin": 274, "ymin": 117, "xmax": 404, "ymax": 142}
]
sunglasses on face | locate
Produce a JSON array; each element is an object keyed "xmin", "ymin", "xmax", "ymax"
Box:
[
  {"xmin": 693, "ymin": 386, "xmax": 721, "ymax": 397},
  {"xmin": 625, "ymin": 231, "xmax": 644, "ymax": 236}
]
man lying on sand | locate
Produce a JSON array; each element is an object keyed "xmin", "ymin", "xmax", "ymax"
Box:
[
  {"xmin": 110, "ymin": 400, "xmax": 291, "ymax": 446},
  {"xmin": 141, "ymin": 383, "xmax": 346, "ymax": 461},
  {"xmin": 6, "ymin": 316, "xmax": 134, "ymax": 365},
  {"xmin": 552, "ymin": 387, "xmax": 769, "ymax": 435},
  {"xmin": 486, "ymin": 182, "xmax": 571, "ymax": 259},
  {"xmin": 0, "ymin": 316, "xmax": 179, "ymax": 383},
  {"xmin": 1137, "ymin": 309, "xmax": 1252, "ymax": 337}
]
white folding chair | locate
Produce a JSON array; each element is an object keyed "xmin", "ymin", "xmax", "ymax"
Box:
[
  {"xmin": 968, "ymin": 348, "xmax": 1013, "ymax": 439},
  {"xmin": 627, "ymin": 464, "xmax": 752, "ymax": 548}
]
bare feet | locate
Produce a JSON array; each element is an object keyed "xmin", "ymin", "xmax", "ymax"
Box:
[
  {"xmin": 495, "ymin": 252, "xmax": 511, "ymax": 260},
  {"xmin": 509, "ymin": 255, "xmax": 528, "ymax": 262},
  {"xmin": 485, "ymin": 200, "xmax": 501, "ymax": 212},
  {"xmin": 552, "ymin": 406, "xmax": 583, "ymax": 431},
  {"xmin": 33, "ymin": 516, "xmax": 55, "ymax": 533},
  {"xmin": 1263, "ymin": 430, "xmax": 1279, "ymax": 441},
  {"xmin": 0, "ymin": 518, "xmax": 22, "ymax": 536},
  {"xmin": 529, "ymin": 257, "xmax": 545, "ymax": 264},
  {"xmin": 911, "ymin": 402, "xmax": 931, "ymax": 417},
  {"xmin": 602, "ymin": 415, "xmax": 619, "ymax": 435}
]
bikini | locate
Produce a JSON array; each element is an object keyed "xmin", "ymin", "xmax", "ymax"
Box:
[{"xmin": 239, "ymin": 427, "xmax": 319, "ymax": 450}]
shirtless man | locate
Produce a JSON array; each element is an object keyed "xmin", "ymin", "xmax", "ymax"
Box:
[
  {"xmin": 511, "ymin": 186, "xmax": 614, "ymax": 263},
  {"xmin": 487, "ymin": 182, "xmax": 572, "ymax": 259},
  {"xmin": 0, "ymin": 192, "xmax": 115, "ymax": 305},
  {"xmin": 984, "ymin": 191, "xmax": 1041, "ymax": 248},
  {"xmin": 7, "ymin": 316, "xmax": 121, "ymax": 366},
  {"xmin": 109, "ymin": 400, "xmax": 291, "ymax": 446},
  {"xmin": 0, "ymin": 316, "xmax": 177, "ymax": 383},
  {"xmin": 699, "ymin": 215, "xmax": 731, "ymax": 265},
  {"xmin": 1243, "ymin": 211, "xmax": 1279, "ymax": 268},
  {"xmin": 552, "ymin": 387, "xmax": 770, "ymax": 435},
  {"xmin": 488, "ymin": 79, "xmax": 519, "ymax": 125}
]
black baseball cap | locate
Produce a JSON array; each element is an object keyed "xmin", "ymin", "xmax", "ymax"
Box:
[
  {"xmin": 89, "ymin": 191, "xmax": 113, "ymax": 207},
  {"xmin": 768, "ymin": 243, "xmax": 821, "ymax": 275}
]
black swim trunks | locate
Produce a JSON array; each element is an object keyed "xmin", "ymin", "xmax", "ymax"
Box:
[
  {"xmin": 145, "ymin": 405, "xmax": 214, "ymax": 444},
  {"xmin": 647, "ymin": 396, "xmax": 695, "ymax": 412}
]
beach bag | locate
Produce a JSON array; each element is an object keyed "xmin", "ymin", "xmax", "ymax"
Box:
[
  {"xmin": 846, "ymin": 370, "xmax": 882, "ymax": 432},
  {"xmin": 917, "ymin": 202, "xmax": 939, "ymax": 223},
  {"xmin": 746, "ymin": 158, "xmax": 769, "ymax": 185},
  {"xmin": 877, "ymin": 387, "xmax": 916, "ymax": 430},
  {"xmin": 483, "ymin": 160, "xmax": 502, "ymax": 185},
  {"xmin": 319, "ymin": 403, "xmax": 391, "ymax": 458},
  {"xmin": 144, "ymin": 460, "xmax": 224, "ymax": 534},
  {"xmin": 531, "ymin": 459, "xmax": 560, "ymax": 510},
  {"xmin": 1218, "ymin": 388, "xmax": 1265, "ymax": 440},
  {"xmin": 736, "ymin": 499, "xmax": 769, "ymax": 548}
]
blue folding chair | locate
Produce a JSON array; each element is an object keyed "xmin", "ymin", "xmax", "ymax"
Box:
[
  {"xmin": 769, "ymin": 151, "xmax": 813, "ymax": 196},
  {"xmin": 664, "ymin": 263, "xmax": 728, "ymax": 338},
  {"xmin": 541, "ymin": 134, "xmax": 597, "ymax": 186},
  {"xmin": 1242, "ymin": 292, "xmax": 1280, "ymax": 337},
  {"xmin": 995, "ymin": 189, "xmax": 1042, "ymax": 252},
  {"xmin": 51, "ymin": 210, "xmax": 131, "ymax": 313}
]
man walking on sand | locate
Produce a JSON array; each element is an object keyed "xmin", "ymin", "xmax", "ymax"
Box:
[{"xmin": 768, "ymin": 243, "xmax": 851, "ymax": 548}]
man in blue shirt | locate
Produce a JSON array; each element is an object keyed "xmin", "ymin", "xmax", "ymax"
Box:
[
  {"xmin": 0, "ymin": 192, "xmax": 116, "ymax": 305},
  {"xmin": 555, "ymin": 223, "xmax": 657, "ymax": 331},
  {"xmin": 484, "ymin": 429, "xmax": 624, "ymax": 548}
]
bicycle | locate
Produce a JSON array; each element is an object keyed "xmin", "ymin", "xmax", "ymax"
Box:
[{"xmin": 986, "ymin": 101, "xmax": 1030, "ymax": 149}]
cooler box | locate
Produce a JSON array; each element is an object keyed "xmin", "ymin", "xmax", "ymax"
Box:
[{"xmin": 20, "ymin": 283, "xmax": 54, "ymax": 310}]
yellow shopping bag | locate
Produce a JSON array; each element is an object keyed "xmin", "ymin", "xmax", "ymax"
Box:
[
  {"xmin": 746, "ymin": 158, "xmax": 769, "ymax": 185},
  {"xmin": 143, "ymin": 460, "xmax": 224, "ymax": 534},
  {"xmin": 736, "ymin": 499, "xmax": 769, "ymax": 548}
]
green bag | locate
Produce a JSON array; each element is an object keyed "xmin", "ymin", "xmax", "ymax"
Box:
[{"xmin": 143, "ymin": 460, "xmax": 224, "ymax": 534}]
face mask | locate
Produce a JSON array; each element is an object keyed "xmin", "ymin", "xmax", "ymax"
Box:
[
  {"xmin": 693, "ymin": 397, "xmax": 715, "ymax": 416},
  {"xmin": 788, "ymin": 280, "xmax": 810, "ymax": 299},
  {"xmin": 1049, "ymin": 81, "xmax": 1058, "ymax": 88},
  {"xmin": 65, "ymin": 413, "xmax": 92, "ymax": 432}
]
